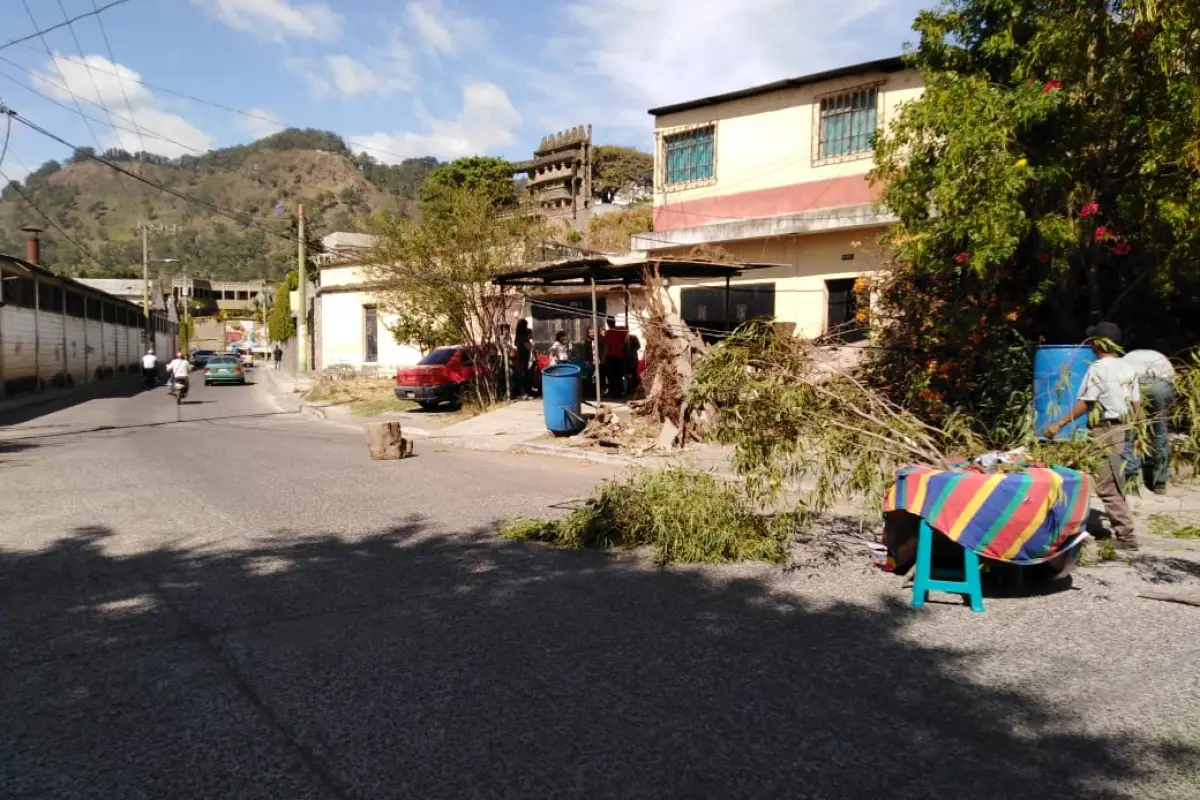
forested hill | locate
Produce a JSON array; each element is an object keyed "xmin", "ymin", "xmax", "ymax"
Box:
[{"xmin": 0, "ymin": 128, "xmax": 441, "ymax": 281}]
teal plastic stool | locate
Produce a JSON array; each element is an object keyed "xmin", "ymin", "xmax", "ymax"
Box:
[{"xmin": 911, "ymin": 519, "xmax": 985, "ymax": 613}]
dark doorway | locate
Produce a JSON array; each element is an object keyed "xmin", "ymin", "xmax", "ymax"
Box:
[{"xmin": 824, "ymin": 278, "xmax": 865, "ymax": 342}]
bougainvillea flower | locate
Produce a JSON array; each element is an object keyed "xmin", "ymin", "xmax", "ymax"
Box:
[
  {"xmin": 955, "ymin": 252, "xmax": 969, "ymax": 265},
  {"xmin": 1113, "ymin": 241, "xmax": 1132, "ymax": 256},
  {"xmin": 1094, "ymin": 226, "xmax": 1111, "ymax": 242},
  {"xmin": 1080, "ymin": 201, "xmax": 1100, "ymax": 217},
  {"xmin": 1042, "ymin": 79, "xmax": 1063, "ymax": 93},
  {"xmin": 1036, "ymin": 251, "xmax": 1051, "ymax": 264}
]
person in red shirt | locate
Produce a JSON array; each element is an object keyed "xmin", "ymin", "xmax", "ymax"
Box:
[{"xmin": 601, "ymin": 316, "xmax": 628, "ymax": 397}]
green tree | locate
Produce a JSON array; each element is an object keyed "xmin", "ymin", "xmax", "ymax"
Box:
[
  {"xmin": 584, "ymin": 206, "xmax": 653, "ymax": 252},
  {"xmin": 592, "ymin": 145, "xmax": 653, "ymax": 203},
  {"xmin": 868, "ymin": 0, "xmax": 1200, "ymax": 430},
  {"xmin": 268, "ymin": 270, "xmax": 299, "ymax": 342},
  {"xmin": 370, "ymin": 186, "xmax": 548, "ymax": 404},
  {"xmin": 418, "ymin": 156, "xmax": 514, "ymax": 221}
]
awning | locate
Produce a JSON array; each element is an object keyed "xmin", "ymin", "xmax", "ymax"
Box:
[{"xmin": 492, "ymin": 252, "xmax": 783, "ymax": 287}]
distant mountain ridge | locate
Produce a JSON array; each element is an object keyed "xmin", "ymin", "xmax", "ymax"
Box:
[{"xmin": 0, "ymin": 128, "xmax": 442, "ymax": 281}]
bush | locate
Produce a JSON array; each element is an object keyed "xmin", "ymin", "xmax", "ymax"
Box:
[{"xmin": 501, "ymin": 468, "xmax": 795, "ymax": 565}]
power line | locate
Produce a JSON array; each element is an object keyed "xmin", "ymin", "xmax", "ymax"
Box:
[
  {"xmin": 0, "ymin": 110, "xmax": 12, "ymax": 173},
  {"xmin": 7, "ymin": 108, "xmax": 302, "ymax": 244},
  {"xmin": 0, "ymin": 58, "xmax": 207, "ymax": 156},
  {"xmin": 54, "ymin": 0, "xmax": 124, "ymax": 146},
  {"xmin": 8, "ymin": 42, "xmax": 431, "ymax": 166},
  {"xmin": 89, "ymin": 0, "xmax": 146, "ymax": 152},
  {"xmin": 21, "ymin": 0, "xmax": 106, "ymax": 151},
  {"xmin": 0, "ymin": 0, "xmax": 130, "ymax": 53}
]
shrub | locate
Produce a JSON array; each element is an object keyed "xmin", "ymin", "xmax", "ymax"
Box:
[{"xmin": 501, "ymin": 467, "xmax": 795, "ymax": 565}]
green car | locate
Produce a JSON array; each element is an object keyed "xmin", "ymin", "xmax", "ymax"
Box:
[{"xmin": 203, "ymin": 354, "xmax": 246, "ymax": 386}]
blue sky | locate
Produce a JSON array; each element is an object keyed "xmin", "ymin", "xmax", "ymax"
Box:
[{"xmin": 1, "ymin": 0, "xmax": 928, "ymax": 182}]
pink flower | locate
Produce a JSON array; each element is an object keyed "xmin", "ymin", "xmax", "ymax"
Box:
[
  {"xmin": 1080, "ymin": 201, "xmax": 1100, "ymax": 218},
  {"xmin": 955, "ymin": 252, "xmax": 969, "ymax": 265},
  {"xmin": 1036, "ymin": 251, "xmax": 1051, "ymax": 264},
  {"xmin": 1043, "ymin": 79, "xmax": 1063, "ymax": 93},
  {"xmin": 1094, "ymin": 226, "xmax": 1111, "ymax": 242},
  {"xmin": 1113, "ymin": 241, "xmax": 1132, "ymax": 256}
]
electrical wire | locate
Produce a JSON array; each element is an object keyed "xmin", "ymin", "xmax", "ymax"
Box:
[
  {"xmin": 0, "ymin": 111, "xmax": 12, "ymax": 173},
  {"xmin": 89, "ymin": 0, "xmax": 147, "ymax": 152},
  {"xmin": 0, "ymin": 161, "xmax": 122, "ymax": 274},
  {"xmin": 0, "ymin": 59, "xmax": 207, "ymax": 156},
  {"xmin": 20, "ymin": 0, "xmax": 106, "ymax": 151},
  {"xmin": 8, "ymin": 110, "xmax": 303, "ymax": 244},
  {"xmin": 54, "ymin": 0, "xmax": 124, "ymax": 146},
  {"xmin": 0, "ymin": 0, "xmax": 130, "ymax": 53}
]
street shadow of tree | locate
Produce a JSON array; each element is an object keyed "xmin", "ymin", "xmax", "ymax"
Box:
[{"xmin": 1, "ymin": 520, "xmax": 1195, "ymax": 799}]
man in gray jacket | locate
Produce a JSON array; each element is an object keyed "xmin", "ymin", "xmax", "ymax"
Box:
[{"xmin": 1122, "ymin": 348, "xmax": 1176, "ymax": 495}]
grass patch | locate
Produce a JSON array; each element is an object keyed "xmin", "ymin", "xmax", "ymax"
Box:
[
  {"xmin": 304, "ymin": 377, "xmax": 416, "ymax": 416},
  {"xmin": 1147, "ymin": 513, "xmax": 1200, "ymax": 540},
  {"xmin": 500, "ymin": 467, "xmax": 796, "ymax": 566}
]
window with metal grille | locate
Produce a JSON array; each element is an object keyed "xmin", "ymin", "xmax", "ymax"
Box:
[
  {"xmin": 817, "ymin": 85, "xmax": 878, "ymax": 160},
  {"xmin": 663, "ymin": 126, "xmax": 715, "ymax": 185}
]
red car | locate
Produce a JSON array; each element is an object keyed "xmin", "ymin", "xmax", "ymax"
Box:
[{"xmin": 394, "ymin": 346, "xmax": 488, "ymax": 409}]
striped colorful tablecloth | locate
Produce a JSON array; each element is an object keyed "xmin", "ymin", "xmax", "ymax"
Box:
[{"xmin": 883, "ymin": 465, "xmax": 1091, "ymax": 565}]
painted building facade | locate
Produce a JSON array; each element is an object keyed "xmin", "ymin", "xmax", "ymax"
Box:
[{"xmin": 631, "ymin": 57, "xmax": 923, "ymax": 339}]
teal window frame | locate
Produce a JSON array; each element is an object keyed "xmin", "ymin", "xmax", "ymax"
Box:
[
  {"xmin": 817, "ymin": 85, "xmax": 879, "ymax": 161},
  {"xmin": 663, "ymin": 125, "xmax": 715, "ymax": 185}
]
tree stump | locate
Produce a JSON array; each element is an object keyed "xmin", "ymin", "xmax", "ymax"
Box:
[{"xmin": 366, "ymin": 421, "xmax": 412, "ymax": 460}]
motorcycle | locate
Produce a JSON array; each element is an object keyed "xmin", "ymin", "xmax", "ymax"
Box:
[
  {"xmin": 169, "ymin": 377, "xmax": 188, "ymax": 405},
  {"xmin": 142, "ymin": 367, "xmax": 158, "ymax": 390}
]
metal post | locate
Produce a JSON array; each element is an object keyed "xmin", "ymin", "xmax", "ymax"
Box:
[
  {"xmin": 297, "ymin": 204, "xmax": 308, "ymax": 373},
  {"xmin": 590, "ymin": 274, "xmax": 601, "ymax": 408},
  {"xmin": 724, "ymin": 273, "xmax": 731, "ymax": 334}
]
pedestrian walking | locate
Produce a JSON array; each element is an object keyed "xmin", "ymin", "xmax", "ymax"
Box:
[
  {"xmin": 273, "ymin": 344, "xmax": 283, "ymax": 370},
  {"xmin": 1122, "ymin": 347, "xmax": 1176, "ymax": 494},
  {"xmin": 1044, "ymin": 322, "xmax": 1141, "ymax": 550}
]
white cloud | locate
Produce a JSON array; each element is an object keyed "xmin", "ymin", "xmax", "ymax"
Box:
[
  {"xmin": 30, "ymin": 53, "xmax": 212, "ymax": 158},
  {"xmin": 541, "ymin": 0, "xmax": 918, "ymax": 132},
  {"xmin": 326, "ymin": 53, "xmax": 411, "ymax": 98},
  {"xmin": 190, "ymin": 0, "xmax": 343, "ymax": 43},
  {"xmin": 351, "ymin": 81, "xmax": 521, "ymax": 162},
  {"xmin": 405, "ymin": 1, "xmax": 485, "ymax": 55},
  {"xmin": 238, "ymin": 108, "xmax": 285, "ymax": 139}
]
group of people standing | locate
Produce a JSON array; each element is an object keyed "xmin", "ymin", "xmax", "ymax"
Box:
[
  {"xmin": 501, "ymin": 316, "xmax": 642, "ymax": 401},
  {"xmin": 1043, "ymin": 322, "xmax": 1179, "ymax": 551}
]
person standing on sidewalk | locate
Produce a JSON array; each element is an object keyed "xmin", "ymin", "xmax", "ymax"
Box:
[
  {"xmin": 1044, "ymin": 322, "xmax": 1141, "ymax": 550},
  {"xmin": 273, "ymin": 344, "xmax": 283, "ymax": 370},
  {"xmin": 1121, "ymin": 348, "xmax": 1176, "ymax": 494}
]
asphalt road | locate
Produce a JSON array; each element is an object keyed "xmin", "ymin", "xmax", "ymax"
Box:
[{"xmin": 2, "ymin": 373, "xmax": 1197, "ymax": 798}]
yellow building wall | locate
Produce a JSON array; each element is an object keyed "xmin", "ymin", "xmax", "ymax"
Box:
[
  {"xmin": 653, "ymin": 68, "xmax": 924, "ymax": 205},
  {"xmin": 664, "ymin": 228, "xmax": 887, "ymax": 339}
]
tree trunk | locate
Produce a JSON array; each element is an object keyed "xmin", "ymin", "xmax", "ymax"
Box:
[{"xmin": 365, "ymin": 421, "xmax": 411, "ymax": 460}]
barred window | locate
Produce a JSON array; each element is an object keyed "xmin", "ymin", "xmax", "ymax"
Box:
[
  {"xmin": 663, "ymin": 126, "xmax": 715, "ymax": 185},
  {"xmin": 818, "ymin": 85, "xmax": 878, "ymax": 160}
]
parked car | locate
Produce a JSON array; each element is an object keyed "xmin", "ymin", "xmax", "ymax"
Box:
[
  {"xmin": 191, "ymin": 349, "xmax": 215, "ymax": 369},
  {"xmin": 203, "ymin": 354, "xmax": 246, "ymax": 386},
  {"xmin": 394, "ymin": 346, "xmax": 488, "ymax": 409}
]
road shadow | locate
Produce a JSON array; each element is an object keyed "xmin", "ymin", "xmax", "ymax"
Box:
[
  {"xmin": 0, "ymin": 377, "xmax": 143, "ymax": 428},
  {"xmin": 1, "ymin": 522, "xmax": 1195, "ymax": 799}
]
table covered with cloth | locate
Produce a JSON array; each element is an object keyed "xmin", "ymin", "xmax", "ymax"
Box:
[{"xmin": 882, "ymin": 464, "xmax": 1091, "ymax": 573}]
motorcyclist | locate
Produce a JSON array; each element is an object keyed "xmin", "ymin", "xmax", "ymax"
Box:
[
  {"xmin": 141, "ymin": 348, "xmax": 158, "ymax": 383},
  {"xmin": 164, "ymin": 350, "xmax": 191, "ymax": 396}
]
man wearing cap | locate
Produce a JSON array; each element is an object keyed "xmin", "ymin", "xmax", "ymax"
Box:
[
  {"xmin": 1044, "ymin": 322, "xmax": 1141, "ymax": 550},
  {"xmin": 1121, "ymin": 347, "xmax": 1176, "ymax": 495}
]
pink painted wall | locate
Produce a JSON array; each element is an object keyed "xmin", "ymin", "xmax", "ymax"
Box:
[{"xmin": 653, "ymin": 174, "xmax": 879, "ymax": 232}]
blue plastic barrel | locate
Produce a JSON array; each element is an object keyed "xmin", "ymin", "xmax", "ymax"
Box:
[
  {"xmin": 1033, "ymin": 345, "xmax": 1095, "ymax": 440},
  {"xmin": 541, "ymin": 363, "xmax": 585, "ymax": 436}
]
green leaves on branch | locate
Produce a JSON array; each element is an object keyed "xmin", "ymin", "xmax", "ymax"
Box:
[{"xmin": 418, "ymin": 156, "xmax": 515, "ymax": 222}]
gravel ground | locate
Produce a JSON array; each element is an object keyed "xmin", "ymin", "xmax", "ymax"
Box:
[{"xmin": 1, "ymin": 378, "xmax": 1198, "ymax": 799}]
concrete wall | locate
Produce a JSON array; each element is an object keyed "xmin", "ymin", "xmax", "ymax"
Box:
[
  {"xmin": 1, "ymin": 271, "xmax": 176, "ymax": 399},
  {"xmin": 318, "ymin": 289, "xmax": 421, "ymax": 371},
  {"xmin": 651, "ymin": 67, "xmax": 923, "ymax": 230},
  {"xmin": 658, "ymin": 227, "xmax": 886, "ymax": 339}
]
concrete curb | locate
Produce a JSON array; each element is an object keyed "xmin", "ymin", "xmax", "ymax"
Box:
[
  {"xmin": 300, "ymin": 404, "xmax": 327, "ymax": 421},
  {"xmin": 515, "ymin": 442, "xmax": 637, "ymax": 466}
]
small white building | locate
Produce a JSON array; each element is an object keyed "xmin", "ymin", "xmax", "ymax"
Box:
[{"xmin": 310, "ymin": 232, "xmax": 421, "ymax": 373}]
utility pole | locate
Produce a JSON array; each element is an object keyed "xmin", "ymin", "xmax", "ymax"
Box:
[
  {"xmin": 297, "ymin": 204, "xmax": 308, "ymax": 373},
  {"xmin": 137, "ymin": 222, "xmax": 179, "ymax": 347}
]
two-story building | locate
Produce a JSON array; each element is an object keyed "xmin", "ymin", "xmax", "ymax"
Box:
[{"xmin": 631, "ymin": 57, "xmax": 922, "ymax": 339}]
